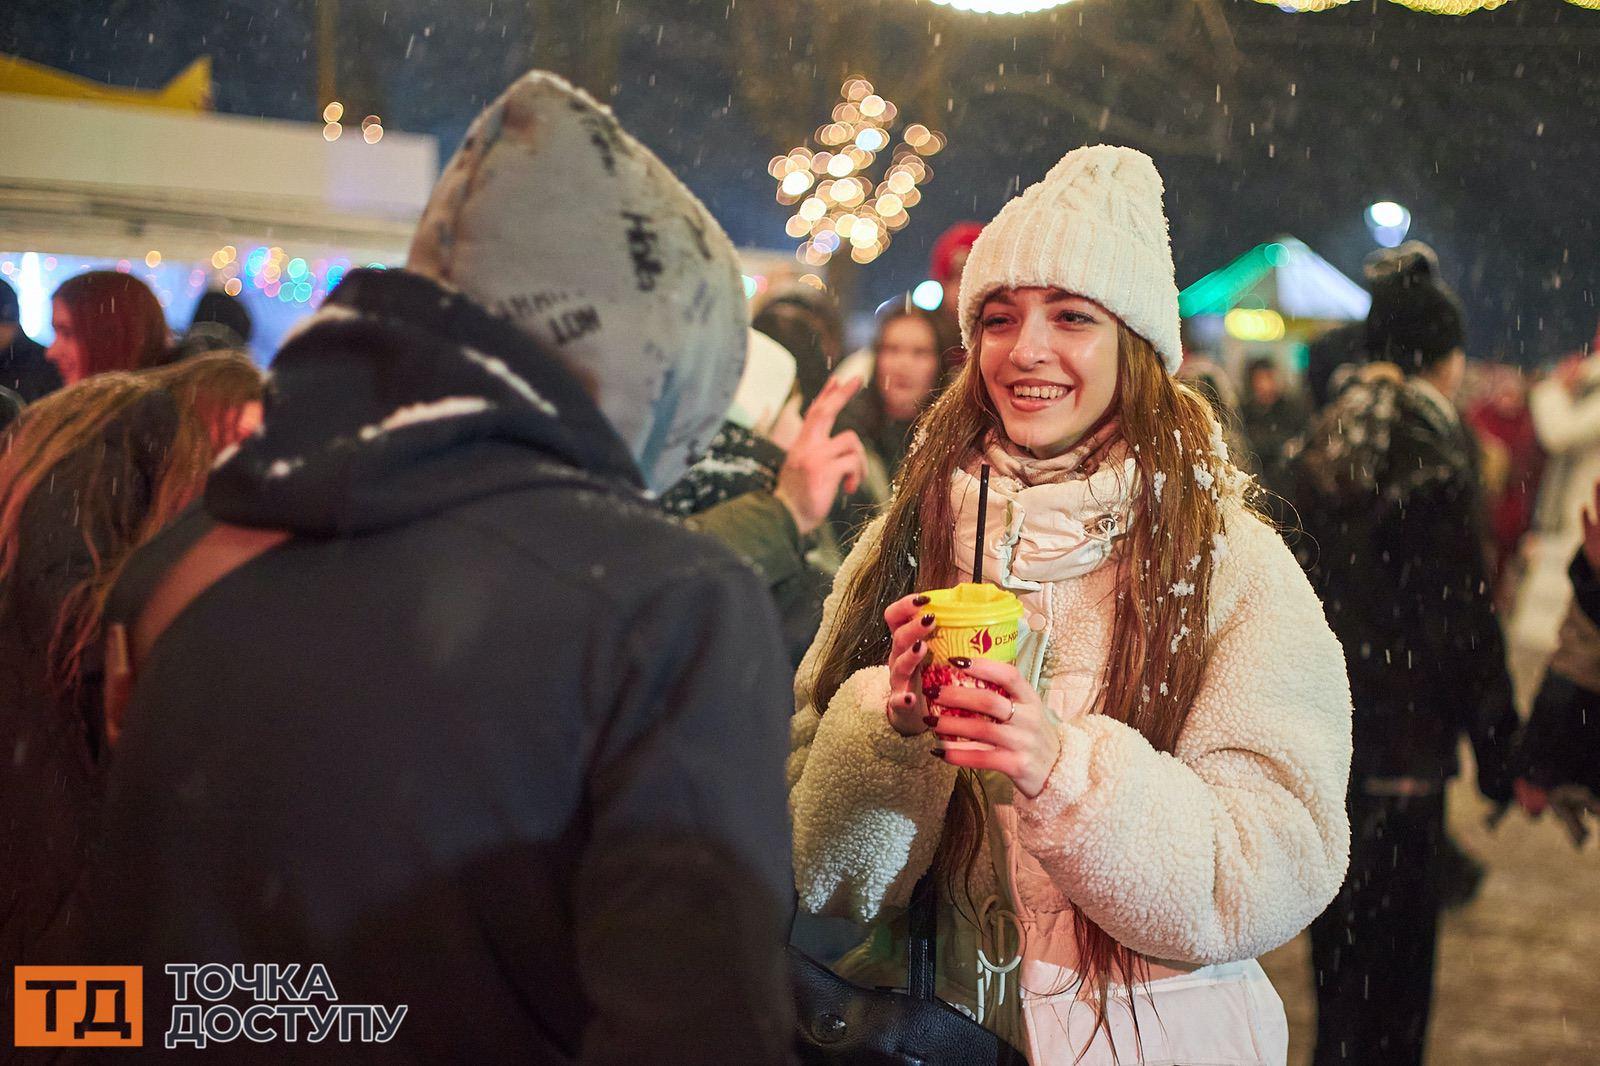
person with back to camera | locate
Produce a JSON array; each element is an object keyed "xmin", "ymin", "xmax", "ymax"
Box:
[
  {"xmin": 788, "ymin": 145, "xmax": 1353, "ymax": 1064},
  {"xmin": 81, "ymin": 72, "xmax": 795, "ymax": 1064},
  {"xmin": 0, "ymin": 354, "xmax": 262, "ymax": 1022}
]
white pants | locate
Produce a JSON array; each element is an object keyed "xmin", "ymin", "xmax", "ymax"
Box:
[{"xmin": 1020, "ymin": 958, "xmax": 1288, "ymax": 1066}]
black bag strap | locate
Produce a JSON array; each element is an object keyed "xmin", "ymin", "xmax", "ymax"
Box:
[{"xmin": 906, "ymin": 872, "xmax": 937, "ymax": 1002}]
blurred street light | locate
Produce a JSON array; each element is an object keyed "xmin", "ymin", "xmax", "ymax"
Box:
[{"xmin": 1366, "ymin": 201, "xmax": 1412, "ymax": 248}]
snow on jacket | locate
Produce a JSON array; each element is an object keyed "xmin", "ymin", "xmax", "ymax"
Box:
[{"xmin": 788, "ymin": 457, "xmax": 1352, "ymax": 981}]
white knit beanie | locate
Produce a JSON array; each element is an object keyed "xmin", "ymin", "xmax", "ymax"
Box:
[
  {"xmin": 958, "ymin": 145, "xmax": 1183, "ymax": 374},
  {"xmin": 408, "ymin": 71, "xmax": 746, "ymax": 493}
]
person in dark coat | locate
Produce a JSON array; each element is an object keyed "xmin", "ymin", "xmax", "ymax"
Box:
[
  {"xmin": 170, "ymin": 287, "xmax": 256, "ymax": 361},
  {"xmin": 83, "ymin": 72, "xmax": 795, "ymax": 1065},
  {"xmin": 0, "ymin": 277, "xmax": 62, "ymax": 402},
  {"xmin": 664, "ymin": 332, "xmax": 864, "ymax": 666},
  {"xmin": 0, "ymin": 368, "xmax": 254, "ymax": 1024},
  {"xmin": 1514, "ymin": 477, "xmax": 1600, "ymax": 846},
  {"xmin": 1295, "ymin": 272, "xmax": 1519, "ymax": 1066},
  {"xmin": 1240, "ymin": 356, "xmax": 1310, "ymax": 506}
]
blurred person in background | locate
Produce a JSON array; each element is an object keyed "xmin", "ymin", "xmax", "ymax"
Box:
[
  {"xmin": 0, "ymin": 276, "xmax": 62, "ymax": 402},
  {"xmin": 753, "ymin": 283, "xmax": 843, "ymax": 410},
  {"xmin": 1295, "ymin": 267, "xmax": 1519, "ymax": 1066},
  {"xmin": 1512, "ymin": 323, "xmax": 1600, "ymax": 703},
  {"xmin": 83, "ymin": 73, "xmax": 796, "ymax": 1065},
  {"xmin": 1466, "ymin": 362, "xmax": 1544, "ymax": 598},
  {"xmin": 665, "ymin": 331, "xmax": 864, "ymax": 666},
  {"xmin": 828, "ymin": 306, "xmax": 945, "ymax": 546},
  {"xmin": 170, "ymin": 287, "xmax": 255, "ymax": 362},
  {"xmin": 48, "ymin": 270, "xmax": 170, "ymax": 384},
  {"xmin": 0, "ymin": 356, "xmax": 262, "ymax": 1007},
  {"xmin": 1514, "ymin": 476, "xmax": 1600, "ymax": 848},
  {"xmin": 928, "ymin": 220, "xmax": 984, "ymax": 364},
  {"xmin": 1241, "ymin": 356, "xmax": 1311, "ymax": 509},
  {"xmin": 1304, "ymin": 243, "xmax": 1442, "ymax": 409}
]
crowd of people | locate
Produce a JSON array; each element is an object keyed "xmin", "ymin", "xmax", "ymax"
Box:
[{"xmin": 1, "ymin": 68, "xmax": 1595, "ymax": 1065}]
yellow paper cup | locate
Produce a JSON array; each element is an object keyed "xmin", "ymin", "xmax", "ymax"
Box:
[{"xmin": 923, "ymin": 582, "xmax": 1023, "ymax": 665}]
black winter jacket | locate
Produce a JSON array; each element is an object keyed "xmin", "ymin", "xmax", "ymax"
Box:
[
  {"xmin": 1517, "ymin": 552, "xmax": 1600, "ymax": 795},
  {"xmin": 1294, "ymin": 372, "xmax": 1519, "ymax": 798},
  {"xmin": 0, "ymin": 330, "xmax": 62, "ymax": 403},
  {"xmin": 82, "ymin": 270, "xmax": 797, "ymax": 1064}
]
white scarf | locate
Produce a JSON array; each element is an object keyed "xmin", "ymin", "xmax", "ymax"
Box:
[{"xmin": 951, "ymin": 432, "xmax": 1138, "ymax": 593}]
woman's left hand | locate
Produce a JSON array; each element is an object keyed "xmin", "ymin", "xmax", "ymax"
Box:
[{"xmin": 930, "ymin": 657, "xmax": 1062, "ymax": 799}]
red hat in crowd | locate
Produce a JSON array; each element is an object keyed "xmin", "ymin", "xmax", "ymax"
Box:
[{"xmin": 930, "ymin": 222, "xmax": 984, "ymax": 284}]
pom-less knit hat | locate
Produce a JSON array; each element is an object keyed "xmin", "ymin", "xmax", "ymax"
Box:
[
  {"xmin": 958, "ymin": 144, "xmax": 1183, "ymax": 374},
  {"xmin": 408, "ymin": 71, "xmax": 747, "ymax": 494}
]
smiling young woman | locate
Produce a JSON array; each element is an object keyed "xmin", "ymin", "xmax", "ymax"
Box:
[{"xmin": 787, "ymin": 145, "xmax": 1354, "ymax": 1065}]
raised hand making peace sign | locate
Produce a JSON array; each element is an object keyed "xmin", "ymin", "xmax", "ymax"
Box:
[{"xmin": 773, "ymin": 374, "xmax": 869, "ymax": 537}]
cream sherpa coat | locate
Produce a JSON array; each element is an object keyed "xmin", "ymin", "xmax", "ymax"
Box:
[{"xmin": 788, "ymin": 487, "xmax": 1352, "ymax": 985}]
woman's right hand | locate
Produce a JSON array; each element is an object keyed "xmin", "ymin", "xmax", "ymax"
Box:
[{"xmin": 883, "ymin": 593, "xmax": 937, "ymax": 736}]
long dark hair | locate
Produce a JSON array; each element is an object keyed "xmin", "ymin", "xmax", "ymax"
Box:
[
  {"xmin": 0, "ymin": 358, "xmax": 260, "ymax": 704},
  {"xmin": 805, "ymin": 320, "xmax": 1254, "ymax": 1052}
]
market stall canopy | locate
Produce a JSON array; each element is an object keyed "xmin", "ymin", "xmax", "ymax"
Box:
[
  {"xmin": 1179, "ymin": 237, "xmax": 1370, "ymax": 323},
  {"xmin": 0, "ymin": 91, "xmax": 437, "ymax": 265},
  {"xmin": 0, "ymin": 52, "xmax": 212, "ymax": 111}
]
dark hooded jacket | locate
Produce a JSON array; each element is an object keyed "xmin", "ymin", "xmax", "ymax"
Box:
[
  {"xmin": 1293, "ymin": 368, "xmax": 1518, "ymax": 798},
  {"xmin": 82, "ymin": 270, "xmax": 796, "ymax": 1064}
]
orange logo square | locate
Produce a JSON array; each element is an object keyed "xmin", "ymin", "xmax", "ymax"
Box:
[{"xmin": 13, "ymin": 966, "xmax": 143, "ymax": 1047}]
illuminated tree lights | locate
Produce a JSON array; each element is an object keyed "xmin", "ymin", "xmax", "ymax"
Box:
[
  {"xmin": 928, "ymin": 0, "xmax": 1078, "ymax": 11},
  {"xmin": 768, "ymin": 77, "xmax": 945, "ymax": 268}
]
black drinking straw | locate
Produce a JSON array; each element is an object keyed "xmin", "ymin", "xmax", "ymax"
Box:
[{"xmin": 972, "ymin": 464, "xmax": 990, "ymax": 585}]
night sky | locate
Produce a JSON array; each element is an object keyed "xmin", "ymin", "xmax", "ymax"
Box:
[{"xmin": 4, "ymin": 0, "xmax": 1598, "ymax": 362}]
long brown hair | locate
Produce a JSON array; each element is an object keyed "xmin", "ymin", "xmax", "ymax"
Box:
[
  {"xmin": 144, "ymin": 350, "xmax": 264, "ymax": 451},
  {"xmin": 0, "ymin": 361, "xmax": 256, "ymax": 705},
  {"xmin": 53, "ymin": 270, "xmax": 171, "ymax": 379},
  {"xmin": 807, "ymin": 318, "xmax": 1252, "ymax": 1051}
]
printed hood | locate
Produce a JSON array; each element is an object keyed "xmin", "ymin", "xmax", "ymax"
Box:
[{"xmin": 407, "ymin": 70, "xmax": 747, "ymax": 494}]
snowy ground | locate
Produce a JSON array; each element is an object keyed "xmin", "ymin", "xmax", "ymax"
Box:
[{"xmin": 1261, "ymin": 758, "xmax": 1600, "ymax": 1064}]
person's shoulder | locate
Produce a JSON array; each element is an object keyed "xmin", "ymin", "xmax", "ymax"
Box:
[{"xmin": 454, "ymin": 475, "xmax": 767, "ymax": 599}]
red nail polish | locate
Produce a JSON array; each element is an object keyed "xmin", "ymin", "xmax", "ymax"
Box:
[
  {"xmin": 912, "ymin": 595, "xmax": 930, "ymax": 607},
  {"xmin": 951, "ymin": 656, "xmax": 971, "ymax": 669},
  {"xmin": 921, "ymin": 613, "xmax": 935, "ymax": 627},
  {"xmin": 931, "ymin": 748, "xmax": 946, "ymax": 758},
  {"xmin": 923, "ymin": 715, "xmax": 937, "ymax": 727},
  {"xmin": 911, "ymin": 640, "xmax": 923, "ymax": 654}
]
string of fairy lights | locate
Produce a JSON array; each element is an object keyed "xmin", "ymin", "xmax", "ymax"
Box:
[
  {"xmin": 930, "ymin": 0, "xmax": 1599, "ymax": 16},
  {"xmin": 769, "ymin": 77, "xmax": 945, "ymax": 268}
]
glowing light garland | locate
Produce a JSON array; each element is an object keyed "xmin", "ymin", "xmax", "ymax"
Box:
[
  {"xmin": 927, "ymin": 0, "xmax": 1078, "ymax": 12},
  {"xmin": 1264, "ymin": 0, "xmax": 1581, "ymax": 12},
  {"xmin": 770, "ymin": 77, "xmax": 945, "ymax": 268}
]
